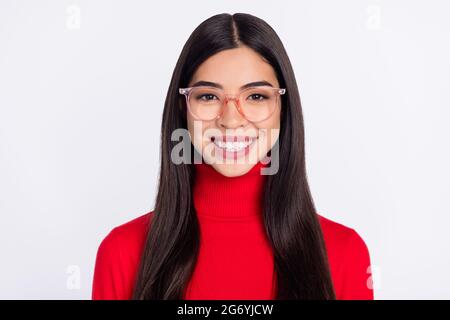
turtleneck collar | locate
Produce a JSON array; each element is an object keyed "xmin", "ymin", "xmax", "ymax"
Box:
[{"xmin": 193, "ymin": 160, "xmax": 269, "ymax": 219}]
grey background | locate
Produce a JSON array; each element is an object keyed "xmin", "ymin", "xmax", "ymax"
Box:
[{"xmin": 1, "ymin": 0, "xmax": 449, "ymax": 299}]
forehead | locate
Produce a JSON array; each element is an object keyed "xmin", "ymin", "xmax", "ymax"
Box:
[{"xmin": 189, "ymin": 46, "xmax": 279, "ymax": 89}]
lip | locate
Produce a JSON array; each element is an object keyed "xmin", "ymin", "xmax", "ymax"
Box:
[
  {"xmin": 211, "ymin": 135, "xmax": 257, "ymax": 143},
  {"xmin": 211, "ymin": 135, "xmax": 258, "ymax": 161}
]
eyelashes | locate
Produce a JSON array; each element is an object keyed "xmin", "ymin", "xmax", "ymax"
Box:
[{"xmin": 194, "ymin": 93, "xmax": 268, "ymax": 102}]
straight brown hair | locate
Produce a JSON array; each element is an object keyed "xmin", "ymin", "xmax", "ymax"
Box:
[{"xmin": 132, "ymin": 12, "xmax": 336, "ymax": 299}]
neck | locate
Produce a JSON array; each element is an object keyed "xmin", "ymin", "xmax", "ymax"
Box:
[{"xmin": 193, "ymin": 161, "xmax": 269, "ymax": 219}]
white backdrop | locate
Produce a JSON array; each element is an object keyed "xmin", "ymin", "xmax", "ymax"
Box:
[{"xmin": 1, "ymin": 0, "xmax": 449, "ymax": 299}]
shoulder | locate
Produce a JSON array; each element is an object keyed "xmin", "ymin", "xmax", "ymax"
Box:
[
  {"xmin": 318, "ymin": 214, "xmax": 368, "ymax": 249},
  {"xmin": 97, "ymin": 211, "xmax": 153, "ymax": 254},
  {"xmin": 105, "ymin": 211, "xmax": 154, "ymax": 246},
  {"xmin": 317, "ymin": 213, "xmax": 370, "ymax": 264},
  {"xmin": 92, "ymin": 211, "xmax": 154, "ymax": 299},
  {"xmin": 317, "ymin": 213, "xmax": 373, "ymax": 299},
  {"xmin": 95, "ymin": 210, "xmax": 154, "ymax": 264}
]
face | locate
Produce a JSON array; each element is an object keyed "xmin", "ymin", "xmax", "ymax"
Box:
[{"xmin": 186, "ymin": 46, "xmax": 282, "ymax": 177}]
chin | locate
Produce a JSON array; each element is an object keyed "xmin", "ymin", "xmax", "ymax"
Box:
[{"xmin": 211, "ymin": 162, "xmax": 254, "ymax": 177}]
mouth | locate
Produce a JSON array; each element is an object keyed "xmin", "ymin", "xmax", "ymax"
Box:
[{"xmin": 210, "ymin": 135, "xmax": 258, "ymax": 160}]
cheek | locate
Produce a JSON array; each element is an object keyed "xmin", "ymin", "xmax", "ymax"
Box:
[
  {"xmin": 187, "ymin": 114, "xmax": 194, "ymax": 137},
  {"xmin": 256, "ymin": 109, "xmax": 281, "ymax": 149},
  {"xmin": 270, "ymin": 107, "xmax": 281, "ymax": 130},
  {"xmin": 187, "ymin": 116, "xmax": 214, "ymax": 152},
  {"xmin": 187, "ymin": 115, "xmax": 201, "ymax": 150}
]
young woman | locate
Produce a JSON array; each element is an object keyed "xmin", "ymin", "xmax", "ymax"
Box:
[{"xmin": 92, "ymin": 13, "xmax": 373, "ymax": 300}]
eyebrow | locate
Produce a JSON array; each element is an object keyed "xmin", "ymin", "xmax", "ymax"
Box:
[{"xmin": 190, "ymin": 80, "xmax": 275, "ymax": 90}]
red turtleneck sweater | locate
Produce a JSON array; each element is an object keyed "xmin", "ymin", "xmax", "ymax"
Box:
[{"xmin": 92, "ymin": 161, "xmax": 374, "ymax": 300}]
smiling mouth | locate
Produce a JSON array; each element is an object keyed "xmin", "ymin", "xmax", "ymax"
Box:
[{"xmin": 211, "ymin": 135, "xmax": 258, "ymax": 153}]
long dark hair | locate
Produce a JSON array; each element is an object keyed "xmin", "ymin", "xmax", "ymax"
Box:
[{"xmin": 132, "ymin": 12, "xmax": 336, "ymax": 299}]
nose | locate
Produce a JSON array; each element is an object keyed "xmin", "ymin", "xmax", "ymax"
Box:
[{"xmin": 217, "ymin": 97, "xmax": 247, "ymax": 129}]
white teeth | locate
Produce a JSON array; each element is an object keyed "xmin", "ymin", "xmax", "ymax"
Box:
[{"xmin": 214, "ymin": 139, "xmax": 255, "ymax": 152}]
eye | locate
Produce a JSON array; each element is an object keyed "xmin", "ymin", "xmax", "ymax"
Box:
[
  {"xmin": 248, "ymin": 93, "xmax": 267, "ymax": 101},
  {"xmin": 196, "ymin": 94, "xmax": 219, "ymax": 101}
]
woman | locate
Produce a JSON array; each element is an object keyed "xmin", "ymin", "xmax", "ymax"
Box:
[{"xmin": 92, "ymin": 12, "xmax": 373, "ymax": 300}]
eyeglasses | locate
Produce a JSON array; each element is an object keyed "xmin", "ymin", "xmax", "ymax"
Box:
[{"xmin": 179, "ymin": 86, "xmax": 286, "ymax": 122}]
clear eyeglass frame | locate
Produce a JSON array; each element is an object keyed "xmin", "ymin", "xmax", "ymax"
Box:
[{"xmin": 178, "ymin": 86, "xmax": 286, "ymax": 122}]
